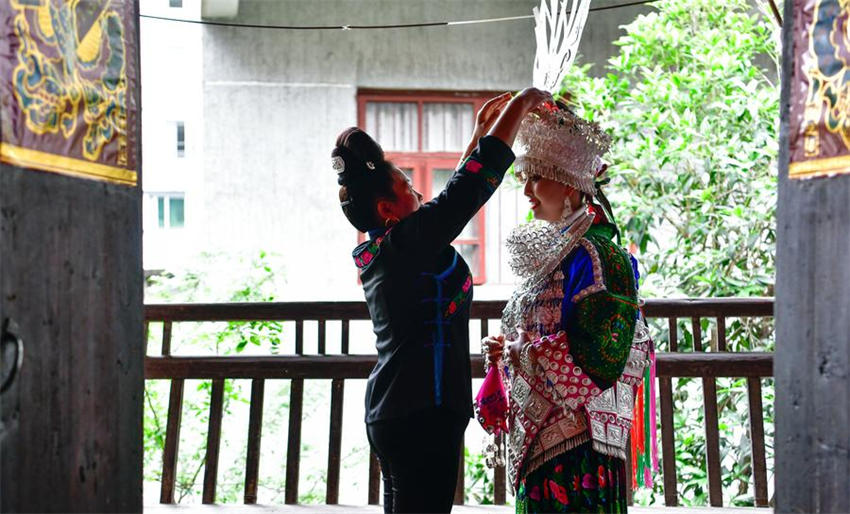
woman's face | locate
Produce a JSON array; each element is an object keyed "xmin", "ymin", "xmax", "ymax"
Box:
[
  {"xmin": 378, "ymin": 167, "xmax": 423, "ymax": 223},
  {"xmin": 523, "ymin": 174, "xmax": 580, "ymax": 222}
]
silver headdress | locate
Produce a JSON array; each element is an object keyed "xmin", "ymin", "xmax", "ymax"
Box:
[
  {"xmin": 514, "ymin": 0, "xmax": 610, "ymax": 195},
  {"xmin": 513, "ymin": 109, "xmax": 610, "ymax": 194}
]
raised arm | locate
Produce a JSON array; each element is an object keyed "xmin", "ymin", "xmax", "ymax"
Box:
[
  {"xmin": 459, "ymin": 88, "xmax": 554, "ymax": 164},
  {"xmin": 389, "ymin": 88, "xmax": 553, "ymax": 256}
]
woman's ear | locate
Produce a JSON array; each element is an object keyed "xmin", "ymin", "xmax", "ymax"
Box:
[
  {"xmin": 565, "ymin": 186, "xmax": 582, "ymax": 209},
  {"xmin": 375, "ymin": 198, "xmax": 396, "ymax": 221}
]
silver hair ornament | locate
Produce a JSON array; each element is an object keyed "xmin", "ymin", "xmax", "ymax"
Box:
[{"xmin": 332, "ymin": 155, "xmax": 345, "ymax": 174}]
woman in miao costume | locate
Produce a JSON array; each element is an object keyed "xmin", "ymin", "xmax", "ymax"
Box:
[
  {"xmin": 475, "ymin": 2, "xmax": 656, "ymax": 512},
  {"xmin": 480, "ymin": 101, "xmax": 653, "ymax": 513}
]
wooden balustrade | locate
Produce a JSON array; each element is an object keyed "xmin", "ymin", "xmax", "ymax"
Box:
[{"xmin": 144, "ymin": 298, "xmax": 774, "ymax": 507}]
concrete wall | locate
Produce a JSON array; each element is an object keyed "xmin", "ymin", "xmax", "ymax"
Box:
[{"xmin": 198, "ymin": 0, "xmax": 652, "ymax": 299}]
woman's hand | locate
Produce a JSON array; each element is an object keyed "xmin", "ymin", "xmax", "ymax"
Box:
[
  {"xmin": 459, "ymin": 92, "xmax": 513, "ymax": 164},
  {"xmin": 487, "ymin": 88, "xmax": 554, "ymax": 148},
  {"xmin": 481, "ymin": 334, "xmax": 505, "ymax": 368},
  {"xmin": 458, "ymin": 89, "xmax": 553, "ymax": 165},
  {"xmin": 513, "ymin": 87, "xmax": 556, "ymax": 112},
  {"xmin": 506, "ymin": 328, "xmax": 531, "ymax": 368},
  {"xmin": 475, "ymin": 92, "xmax": 513, "ymax": 138}
]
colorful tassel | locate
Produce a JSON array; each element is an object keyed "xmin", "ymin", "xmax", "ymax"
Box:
[{"xmin": 630, "ymin": 331, "xmax": 658, "ymax": 490}]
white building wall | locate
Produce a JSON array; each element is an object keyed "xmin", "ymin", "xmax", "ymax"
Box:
[{"xmin": 140, "ymin": 0, "xmax": 205, "ymax": 271}]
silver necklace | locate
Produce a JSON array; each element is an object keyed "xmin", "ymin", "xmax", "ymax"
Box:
[{"xmin": 501, "ymin": 209, "xmax": 595, "ymax": 339}]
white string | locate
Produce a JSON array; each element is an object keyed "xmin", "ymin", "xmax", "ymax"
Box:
[
  {"xmin": 447, "ymin": 14, "xmax": 534, "ymax": 26},
  {"xmin": 138, "ymin": 1, "xmax": 657, "ymax": 31}
]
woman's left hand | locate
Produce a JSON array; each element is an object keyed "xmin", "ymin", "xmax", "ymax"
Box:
[
  {"xmin": 506, "ymin": 328, "xmax": 531, "ymax": 368},
  {"xmin": 458, "ymin": 92, "xmax": 512, "ymax": 165},
  {"xmin": 481, "ymin": 335, "xmax": 506, "ymax": 367},
  {"xmin": 473, "ymin": 92, "xmax": 513, "ymax": 137}
]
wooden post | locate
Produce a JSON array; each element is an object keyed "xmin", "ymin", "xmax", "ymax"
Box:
[
  {"xmin": 325, "ymin": 378, "xmax": 344, "ymax": 504},
  {"xmin": 776, "ymin": 0, "xmax": 850, "ymax": 511},
  {"xmin": 284, "ymin": 378, "xmax": 304, "ymax": 504},
  {"xmin": 454, "ymin": 443, "xmax": 465, "ymax": 505},
  {"xmin": 0, "ymin": 1, "xmax": 143, "ymax": 510},
  {"xmin": 660, "ymin": 319, "xmax": 678, "ymax": 506},
  {"xmin": 244, "ymin": 379, "xmax": 265, "ymax": 504},
  {"xmin": 160, "ymin": 380, "xmax": 184, "ymax": 504},
  {"xmin": 202, "ymin": 379, "xmax": 225, "ymax": 504}
]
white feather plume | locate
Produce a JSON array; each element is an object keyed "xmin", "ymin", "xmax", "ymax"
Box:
[{"xmin": 532, "ymin": 0, "xmax": 593, "ymax": 92}]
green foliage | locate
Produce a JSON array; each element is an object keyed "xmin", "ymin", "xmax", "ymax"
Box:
[
  {"xmin": 464, "ymin": 447, "xmax": 495, "ymax": 505},
  {"xmin": 144, "ymin": 252, "xmax": 361, "ymax": 504},
  {"xmin": 559, "ymin": 0, "xmax": 779, "ymax": 506},
  {"xmin": 143, "ymin": 251, "xmax": 297, "ymax": 502},
  {"xmin": 562, "ymin": 0, "xmax": 779, "ymax": 300}
]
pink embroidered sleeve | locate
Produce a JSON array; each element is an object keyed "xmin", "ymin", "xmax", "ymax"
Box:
[{"xmin": 528, "ymin": 331, "xmax": 604, "ymax": 411}]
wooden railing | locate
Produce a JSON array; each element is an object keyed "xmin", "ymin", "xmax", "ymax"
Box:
[{"xmin": 144, "ymin": 297, "xmax": 774, "ymax": 507}]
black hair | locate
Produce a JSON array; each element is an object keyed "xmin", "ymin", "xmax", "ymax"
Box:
[{"xmin": 333, "ymin": 127, "xmax": 397, "ymax": 233}]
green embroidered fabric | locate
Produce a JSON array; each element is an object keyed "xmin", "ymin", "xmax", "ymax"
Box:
[{"xmin": 568, "ymin": 229, "xmax": 639, "ymax": 389}]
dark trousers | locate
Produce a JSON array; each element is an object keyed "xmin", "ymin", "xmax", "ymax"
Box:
[{"xmin": 366, "ymin": 407, "xmax": 469, "ymax": 513}]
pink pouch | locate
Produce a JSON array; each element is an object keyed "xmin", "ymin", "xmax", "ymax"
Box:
[{"xmin": 474, "ymin": 365, "xmax": 509, "ymax": 435}]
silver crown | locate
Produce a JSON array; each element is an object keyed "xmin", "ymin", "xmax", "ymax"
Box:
[{"xmin": 512, "ymin": 108, "xmax": 610, "ymax": 195}]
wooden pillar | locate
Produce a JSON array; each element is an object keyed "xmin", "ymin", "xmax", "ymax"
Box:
[
  {"xmin": 0, "ymin": 0, "xmax": 143, "ymax": 511},
  {"xmin": 776, "ymin": 0, "xmax": 850, "ymax": 511}
]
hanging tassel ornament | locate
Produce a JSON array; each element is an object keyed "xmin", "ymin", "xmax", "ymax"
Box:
[
  {"xmin": 484, "ymin": 433, "xmax": 507, "ymax": 469},
  {"xmin": 629, "ymin": 317, "xmax": 659, "ymax": 489}
]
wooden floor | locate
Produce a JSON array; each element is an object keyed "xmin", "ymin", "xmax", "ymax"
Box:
[{"xmin": 146, "ymin": 503, "xmax": 770, "ymax": 514}]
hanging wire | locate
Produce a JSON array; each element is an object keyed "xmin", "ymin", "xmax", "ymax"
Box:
[{"xmin": 139, "ymin": 0, "xmax": 659, "ymax": 31}]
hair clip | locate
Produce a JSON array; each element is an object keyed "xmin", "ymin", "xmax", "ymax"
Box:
[
  {"xmin": 332, "ymin": 156, "xmax": 345, "ymax": 174},
  {"xmin": 366, "ymin": 161, "xmax": 376, "ymax": 170},
  {"xmin": 340, "ymin": 198, "xmax": 353, "ymax": 207}
]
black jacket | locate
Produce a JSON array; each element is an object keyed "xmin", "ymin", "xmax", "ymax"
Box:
[{"xmin": 353, "ymin": 136, "xmax": 515, "ymax": 423}]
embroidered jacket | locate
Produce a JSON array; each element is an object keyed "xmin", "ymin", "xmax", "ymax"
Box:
[
  {"xmin": 354, "ymin": 136, "xmax": 515, "ymax": 423},
  {"xmin": 504, "ymin": 222, "xmax": 649, "ymax": 488}
]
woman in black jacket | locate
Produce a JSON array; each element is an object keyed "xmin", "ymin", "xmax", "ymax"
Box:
[{"xmin": 333, "ymin": 88, "xmax": 551, "ymax": 513}]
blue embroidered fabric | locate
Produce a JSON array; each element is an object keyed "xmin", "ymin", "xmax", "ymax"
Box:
[{"xmin": 419, "ymin": 252, "xmax": 460, "ymax": 406}]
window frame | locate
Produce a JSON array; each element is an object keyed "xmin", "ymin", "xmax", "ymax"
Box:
[
  {"xmin": 357, "ymin": 90, "xmax": 501, "ymax": 284},
  {"xmin": 175, "ymin": 121, "xmax": 185, "ymax": 158},
  {"xmin": 150, "ymin": 192, "xmax": 186, "ymax": 230}
]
